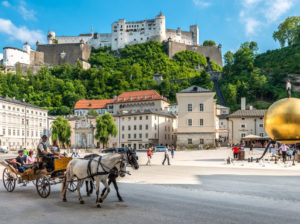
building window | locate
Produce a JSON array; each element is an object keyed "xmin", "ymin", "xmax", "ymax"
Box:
[
  {"xmin": 134, "ymin": 134, "xmax": 137, "ymax": 139},
  {"xmin": 134, "ymin": 117, "xmax": 137, "ymax": 120},
  {"xmin": 128, "ymin": 117, "xmax": 131, "ymax": 121},
  {"xmin": 241, "ymin": 133, "xmax": 246, "ymax": 138},
  {"xmin": 188, "ymin": 139, "xmax": 193, "ymax": 144},
  {"xmin": 128, "ymin": 134, "xmax": 131, "ymax": 139},
  {"xmin": 139, "ymin": 116, "xmax": 142, "ymax": 120},
  {"xmin": 146, "ymin": 116, "xmax": 148, "ymax": 120},
  {"xmin": 122, "ymin": 126, "xmax": 125, "ymax": 131},
  {"xmin": 139, "ymin": 125, "xmax": 142, "ymax": 130},
  {"xmin": 200, "ymin": 139, "xmax": 204, "ymax": 144},
  {"xmin": 139, "ymin": 133, "xmax": 142, "ymax": 139},
  {"xmin": 154, "ymin": 124, "xmax": 157, "ymax": 130},
  {"xmin": 259, "ymin": 133, "xmax": 264, "ymax": 137},
  {"xmin": 199, "ymin": 104, "xmax": 204, "ymax": 112},
  {"xmin": 165, "ymin": 134, "xmax": 167, "ymax": 140},
  {"xmin": 187, "ymin": 104, "xmax": 192, "ymax": 112},
  {"xmin": 165, "ymin": 126, "xmax": 167, "ymax": 131},
  {"xmin": 128, "ymin": 125, "xmax": 131, "ymax": 130},
  {"xmin": 8, "ymin": 129, "xmax": 11, "ymax": 136},
  {"xmin": 145, "ymin": 124, "xmax": 148, "ymax": 130},
  {"xmin": 200, "ymin": 119, "xmax": 204, "ymax": 126},
  {"xmin": 134, "ymin": 125, "xmax": 137, "ymax": 130},
  {"xmin": 259, "ymin": 124, "xmax": 264, "ymax": 128},
  {"xmin": 145, "ymin": 133, "xmax": 148, "ymax": 138},
  {"xmin": 188, "ymin": 119, "xmax": 192, "ymax": 126},
  {"xmin": 3, "ymin": 129, "xmax": 5, "ymax": 135},
  {"xmin": 241, "ymin": 124, "xmax": 246, "ymax": 128}
]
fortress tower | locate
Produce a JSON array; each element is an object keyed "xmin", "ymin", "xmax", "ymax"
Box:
[
  {"xmin": 155, "ymin": 12, "xmax": 166, "ymax": 41},
  {"xmin": 47, "ymin": 31, "xmax": 55, "ymax": 44},
  {"xmin": 190, "ymin": 25, "xmax": 199, "ymax": 45}
]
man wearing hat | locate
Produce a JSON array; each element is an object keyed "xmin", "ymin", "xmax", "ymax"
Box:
[{"xmin": 37, "ymin": 135, "xmax": 54, "ymax": 171}]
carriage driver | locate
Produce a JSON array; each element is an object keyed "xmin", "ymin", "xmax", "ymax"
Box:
[{"xmin": 37, "ymin": 135, "xmax": 54, "ymax": 171}]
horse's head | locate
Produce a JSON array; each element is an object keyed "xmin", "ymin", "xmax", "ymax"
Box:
[{"xmin": 125, "ymin": 148, "xmax": 139, "ymax": 170}]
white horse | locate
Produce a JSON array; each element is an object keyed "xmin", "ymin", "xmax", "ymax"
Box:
[{"xmin": 62, "ymin": 153, "xmax": 126, "ymax": 207}]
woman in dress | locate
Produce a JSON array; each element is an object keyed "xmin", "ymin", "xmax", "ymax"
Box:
[{"xmin": 26, "ymin": 150, "xmax": 35, "ymax": 164}]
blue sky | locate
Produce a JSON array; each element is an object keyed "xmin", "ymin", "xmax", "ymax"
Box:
[{"xmin": 0, "ymin": 0, "xmax": 299, "ymax": 59}]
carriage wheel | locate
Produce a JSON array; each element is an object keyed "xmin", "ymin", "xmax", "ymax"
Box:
[
  {"xmin": 36, "ymin": 175, "xmax": 51, "ymax": 198},
  {"xmin": 3, "ymin": 168, "xmax": 16, "ymax": 192},
  {"xmin": 68, "ymin": 178, "xmax": 78, "ymax": 192}
]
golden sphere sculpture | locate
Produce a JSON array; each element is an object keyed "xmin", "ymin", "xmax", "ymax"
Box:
[{"xmin": 264, "ymin": 98, "xmax": 300, "ymax": 144}]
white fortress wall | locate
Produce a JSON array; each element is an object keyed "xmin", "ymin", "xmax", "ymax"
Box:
[{"xmin": 3, "ymin": 48, "xmax": 30, "ymax": 67}]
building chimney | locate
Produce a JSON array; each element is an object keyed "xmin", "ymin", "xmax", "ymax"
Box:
[{"xmin": 241, "ymin": 97, "xmax": 246, "ymax": 110}]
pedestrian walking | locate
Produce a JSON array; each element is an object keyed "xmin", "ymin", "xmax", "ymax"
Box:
[
  {"xmin": 232, "ymin": 144, "xmax": 239, "ymax": 159},
  {"xmin": 71, "ymin": 147, "xmax": 76, "ymax": 157},
  {"xmin": 162, "ymin": 146, "xmax": 170, "ymax": 165},
  {"xmin": 146, "ymin": 148, "xmax": 152, "ymax": 166},
  {"xmin": 171, "ymin": 145, "xmax": 175, "ymax": 159},
  {"xmin": 279, "ymin": 143, "xmax": 289, "ymax": 163}
]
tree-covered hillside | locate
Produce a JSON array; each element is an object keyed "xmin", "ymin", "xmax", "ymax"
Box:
[{"xmin": 0, "ymin": 41, "xmax": 215, "ymax": 115}]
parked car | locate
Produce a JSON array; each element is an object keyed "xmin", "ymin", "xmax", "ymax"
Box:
[
  {"xmin": 0, "ymin": 146, "xmax": 8, "ymax": 153},
  {"xmin": 155, "ymin": 146, "xmax": 167, "ymax": 152}
]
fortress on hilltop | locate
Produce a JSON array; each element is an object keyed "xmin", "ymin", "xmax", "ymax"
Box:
[{"xmin": 48, "ymin": 12, "xmax": 223, "ymax": 66}]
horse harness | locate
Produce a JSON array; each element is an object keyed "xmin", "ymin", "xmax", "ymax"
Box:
[{"xmin": 86, "ymin": 156, "xmax": 126, "ymax": 181}]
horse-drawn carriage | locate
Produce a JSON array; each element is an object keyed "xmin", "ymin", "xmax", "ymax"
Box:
[{"xmin": 0, "ymin": 157, "xmax": 77, "ymax": 198}]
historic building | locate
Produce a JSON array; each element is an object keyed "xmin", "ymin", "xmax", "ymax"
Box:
[
  {"xmin": 216, "ymin": 104, "xmax": 230, "ymax": 144},
  {"xmin": 112, "ymin": 110, "xmax": 176, "ymax": 150},
  {"xmin": 1, "ymin": 41, "xmax": 91, "ymax": 74},
  {"xmin": 176, "ymin": 86, "xmax": 217, "ymax": 148},
  {"xmin": 46, "ymin": 13, "xmax": 223, "ymax": 66},
  {"xmin": 72, "ymin": 90, "xmax": 176, "ymax": 149},
  {"xmin": 0, "ymin": 97, "xmax": 49, "ymax": 150},
  {"xmin": 48, "ymin": 13, "xmax": 198, "ymax": 50},
  {"xmin": 74, "ymin": 90, "xmax": 170, "ymax": 115},
  {"xmin": 68, "ymin": 115, "xmax": 98, "ymax": 148},
  {"xmin": 227, "ymin": 98, "xmax": 267, "ymax": 144}
]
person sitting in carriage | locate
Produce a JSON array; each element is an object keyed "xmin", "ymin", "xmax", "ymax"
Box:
[
  {"xmin": 37, "ymin": 135, "xmax": 55, "ymax": 171},
  {"xmin": 16, "ymin": 149, "xmax": 25, "ymax": 173}
]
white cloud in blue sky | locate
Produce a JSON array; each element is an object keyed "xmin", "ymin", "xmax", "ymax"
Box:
[
  {"xmin": 18, "ymin": 0, "xmax": 36, "ymax": 21},
  {"xmin": 1, "ymin": 1, "xmax": 10, "ymax": 7},
  {"xmin": 240, "ymin": 0, "xmax": 294, "ymax": 36},
  {"xmin": 193, "ymin": 0, "xmax": 211, "ymax": 8},
  {"xmin": 0, "ymin": 18, "xmax": 45, "ymax": 44}
]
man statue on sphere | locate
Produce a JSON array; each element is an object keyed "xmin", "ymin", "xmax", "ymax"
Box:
[{"xmin": 286, "ymin": 79, "xmax": 291, "ymax": 98}]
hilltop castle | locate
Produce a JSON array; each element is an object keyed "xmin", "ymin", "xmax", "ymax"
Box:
[
  {"xmin": 48, "ymin": 12, "xmax": 223, "ymax": 66},
  {"xmin": 48, "ymin": 12, "xmax": 199, "ymax": 50}
]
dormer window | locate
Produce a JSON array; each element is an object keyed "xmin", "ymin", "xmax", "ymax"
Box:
[
  {"xmin": 88, "ymin": 104, "xmax": 92, "ymax": 107},
  {"xmin": 143, "ymin": 96, "xmax": 146, "ymax": 100},
  {"xmin": 129, "ymin": 97, "xmax": 132, "ymax": 101},
  {"xmin": 122, "ymin": 98, "xmax": 125, "ymax": 101},
  {"xmin": 116, "ymin": 98, "xmax": 119, "ymax": 102},
  {"xmin": 149, "ymin": 95, "xmax": 153, "ymax": 99},
  {"xmin": 135, "ymin": 96, "xmax": 139, "ymax": 100}
]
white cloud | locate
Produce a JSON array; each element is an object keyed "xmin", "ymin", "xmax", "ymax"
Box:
[
  {"xmin": 18, "ymin": 1, "xmax": 36, "ymax": 21},
  {"xmin": 265, "ymin": 0, "xmax": 293, "ymax": 23},
  {"xmin": 193, "ymin": 0, "xmax": 211, "ymax": 8},
  {"xmin": 1, "ymin": 1, "xmax": 10, "ymax": 7},
  {"xmin": 239, "ymin": 0, "xmax": 294, "ymax": 36},
  {"xmin": 0, "ymin": 18, "xmax": 45, "ymax": 45},
  {"xmin": 245, "ymin": 18, "xmax": 261, "ymax": 35}
]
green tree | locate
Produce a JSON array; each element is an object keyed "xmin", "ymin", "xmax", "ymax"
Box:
[
  {"xmin": 88, "ymin": 109, "xmax": 98, "ymax": 116},
  {"xmin": 273, "ymin": 16, "xmax": 300, "ymax": 47},
  {"xmin": 95, "ymin": 113, "xmax": 117, "ymax": 148},
  {"xmin": 203, "ymin": 40, "xmax": 216, "ymax": 46},
  {"xmin": 51, "ymin": 116, "xmax": 72, "ymax": 148}
]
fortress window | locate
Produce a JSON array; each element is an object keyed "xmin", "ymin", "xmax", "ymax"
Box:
[
  {"xmin": 115, "ymin": 38, "xmax": 117, "ymax": 41},
  {"xmin": 149, "ymin": 28, "xmax": 151, "ymax": 30},
  {"xmin": 114, "ymin": 26, "xmax": 117, "ymax": 28},
  {"xmin": 141, "ymin": 38, "xmax": 143, "ymax": 40},
  {"xmin": 134, "ymin": 39, "xmax": 136, "ymax": 41}
]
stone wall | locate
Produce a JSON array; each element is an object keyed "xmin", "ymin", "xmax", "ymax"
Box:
[
  {"xmin": 37, "ymin": 43, "xmax": 91, "ymax": 66},
  {"xmin": 30, "ymin": 50, "xmax": 44, "ymax": 65},
  {"xmin": 167, "ymin": 41, "xmax": 223, "ymax": 67}
]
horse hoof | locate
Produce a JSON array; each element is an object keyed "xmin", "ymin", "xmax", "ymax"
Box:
[
  {"xmin": 80, "ymin": 200, "xmax": 85, "ymax": 204},
  {"xmin": 99, "ymin": 199, "xmax": 103, "ymax": 203},
  {"xmin": 63, "ymin": 198, "xmax": 67, "ymax": 202},
  {"xmin": 87, "ymin": 194, "xmax": 90, "ymax": 197},
  {"xmin": 96, "ymin": 204, "xmax": 101, "ymax": 208},
  {"xmin": 119, "ymin": 198, "xmax": 124, "ymax": 202}
]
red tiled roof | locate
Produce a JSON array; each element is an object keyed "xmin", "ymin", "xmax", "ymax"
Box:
[
  {"xmin": 74, "ymin": 99, "xmax": 115, "ymax": 109},
  {"xmin": 74, "ymin": 90, "xmax": 167, "ymax": 109},
  {"xmin": 115, "ymin": 90, "xmax": 166, "ymax": 103}
]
